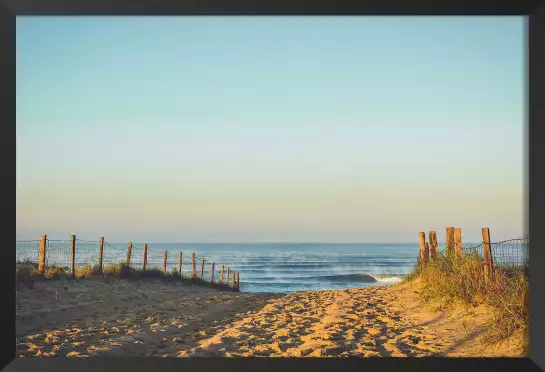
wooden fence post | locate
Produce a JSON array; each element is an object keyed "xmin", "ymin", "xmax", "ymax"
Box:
[
  {"xmin": 143, "ymin": 244, "xmax": 148, "ymax": 271},
  {"xmin": 220, "ymin": 265, "xmax": 225, "ymax": 283},
  {"xmin": 429, "ymin": 231, "xmax": 438, "ymax": 260},
  {"xmin": 192, "ymin": 253, "xmax": 196, "ymax": 278},
  {"xmin": 454, "ymin": 228, "xmax": 463, "ymax": 259},
  {"xmin": 482, "ymin": 228, "xmax": 494, "ymax": 281},
  {"xmin": 211, "ymin": 262, "xmax": 215, "ymax": 283},
  {"xmin": 98, "ymin": 236, "xmax": 104, "ymax": 273},
  {"xmin": 226, "ymin": 267, "xmax": 231, "ymax": 286},
  {"xmin": 70, "ymin": 235, "xmax": 76, "ymax": 276},
  {"xmin": 237, "ymin": 271, "xmax": 240, "ymax": 290},
  {"xmin": 178, "ymin": 252, "xmax": 182, "ymax": 276},
  {"xmin": 419, "ymin": 232, "xmax": 427, "ymax": 265},
  {"xmin": 232, "ymin": 272, "xmax": 236, "ymax": 288},
  {"xmin": 163, "ymin": 250, "xmax": 168, "ymax": 273},
  {"xmin": 200, "ymin": 258, "xmax": 205, "ymax": 280},
  {"xmin": 38, "ymin": 235, "xmax": 47, "ymax": 274},
  {"xmin": 126, "ymin": 242, "xmax": 132, "ymax": 266},
  {"xmin": 446, "ymin": 227, "xmax": 455, "ymax": 258},
  {"xmin": 424, "ymin": 242, "xmax": 430, "ymax": 262}
]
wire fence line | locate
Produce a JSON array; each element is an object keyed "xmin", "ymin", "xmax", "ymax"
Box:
[
  {"xmin": 422, "ymin": 232, "xmax": 528, "ymax": 269},
  {"xmin": 460, "ymin": 236, "xmax": 528, "ymax": 268},
  {"xmin": 15, "ymin": 236, "xmax": 240, "ymax": 289}
]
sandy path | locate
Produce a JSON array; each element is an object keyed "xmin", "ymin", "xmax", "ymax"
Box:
[
  {"xmin": 16, "ymin": 278, "xmax": 524, "ymax": 358},
  {"xmin": 180, "ymin": 280, "xmax": 524, "ymax": 357},
  {"xmin": 16, "ymin": 278, "xmax": 281, "ymax": 357},
  {"xmin": 179, "ymin": 285, "xmax": 446, "ymax": 357}
]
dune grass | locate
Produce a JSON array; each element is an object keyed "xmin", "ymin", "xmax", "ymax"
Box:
[
  {"xmin": 405, "ymin": 252, "xmax": 528, "ymax": 349},
  {"xmin": 15, "ymin": 259, "xmax": 238, "ymax": 291}
]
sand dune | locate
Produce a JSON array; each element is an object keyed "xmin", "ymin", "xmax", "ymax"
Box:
[{"xmin": 15, "ymin": 278, "xmax": 524, "ymax": 358}]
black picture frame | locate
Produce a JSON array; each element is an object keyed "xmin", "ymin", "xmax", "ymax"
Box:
[{"xmin": 4, "ymin": 1, "xmax": 544, "ymax": 371}]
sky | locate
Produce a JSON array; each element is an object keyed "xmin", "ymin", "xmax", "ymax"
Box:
[{"xmin": 16, "ymin": 16, "xmax": 526, "ymax": 243}]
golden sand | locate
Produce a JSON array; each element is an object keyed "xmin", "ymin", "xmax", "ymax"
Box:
[{"xmin": 15, "ymin": 278, "xmax": 524, "ymax": 358}]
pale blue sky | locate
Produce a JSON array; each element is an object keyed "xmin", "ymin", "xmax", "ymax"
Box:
[{"xmin": 16, "ymin": 16, "xmax": 526, "ymax": 243}]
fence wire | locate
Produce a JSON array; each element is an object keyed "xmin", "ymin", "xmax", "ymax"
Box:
[
  {"xmin": 15, "ymin": 240, "xmax": 41, "ymax": 265},
  {"xmin": 490, "ymin": 236, "xmax": 528, "ymax": 267},
  {"xmin": 45, "ymin": 240, "xmax": 72, "ymax": 269},
  {"xmin": 419, "ymin": 235, "xmax": 528, "ymax": 269},
  {"xmin": 103, "ymin": 242, "xmax": 127, "ymax": 267},
  {"xmin": 15, "ymin": 238, "xmax": 240, "ymax": 288}
]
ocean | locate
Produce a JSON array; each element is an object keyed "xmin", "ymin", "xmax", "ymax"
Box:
[{"xmin": 17, "ymin": 242, "xmax": 422, "ymax": 293}]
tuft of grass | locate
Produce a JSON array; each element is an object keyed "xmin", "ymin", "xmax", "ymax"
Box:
[
  {"xmin": 43, "ymin": 265, "xmax": 69, "ymax": 280},
  {"xmin": 402, "ymin": 262, "xmax": 422, "ymax": 283},
  {"xmin": 103, "ymin": 262, "xmax": 125, "ymax": 275},
  {"xmin": 138, "ymin": 268, "xmax": 166, "ymax": 279},
  {"xmin": 119, "ymin": 263, "xmax": 136, "ymax": 279},
  {"xmin": 407, "ymin": 253, "xmax": 528, "ymax": 349},
  {"xmin": 74, "ymin": 265, "xmax": 101, "ymax": 279}
]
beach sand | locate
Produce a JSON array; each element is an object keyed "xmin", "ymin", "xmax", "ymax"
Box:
[{"xmin": 15, "ymin": 277, "xmax": 525, "ymax": 358}]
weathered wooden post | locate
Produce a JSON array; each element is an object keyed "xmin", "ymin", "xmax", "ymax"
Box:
[
  {"xmin": 126, "ymin": 242, "xmax": 132, "ymax": 266},
  {"xmin": 192, "ymin": 253, "xmax": 196, "ymax": 278},
  {"xmin": 143, "ymin": 244, "xmax": 148, "ymax": 271},
  {"xmin": 237, "ymin": 271, "xmax": 240, "ymax": 290},
  {"xmin": 178, "ymin": 252, "xmax": 183, "ymax": 276},
  {"xmin": 38, "ymin": 235, "xmax": 47, "ymax": 274},
  {"xmin": 163, "ymin": 250, "xmax": 168, "ymax": 273},
  {"xmin": 232, "ymin": 272, "xmax": 236, "ymax": 288},
  {"xmin": 98, "ymin": 236, "xmax": 104, "ymax": 273},
  {"xmin": 70, "ymin": 235, "xmax": 76, "ymax": 276},
  {"xmin": 419, "ymin": 232, "xmax": 427, "ymax": 265},
  {"xmin": 424, "ymin": 242, "xmax": 430, "ymax": 262},
  {"xmin": 429, "ymin": 231, "xmax": 438, "ymax": 260},
  {"xmin": 226, "ymin": 267, "xmax": 231, "ymax": 286},
  {"xmin": 211, "ymin": 262, "xmax": 215, "ymax": 283},
  {"xmin": 446, "ymin": 227, "xmax": 455, "ymax": 258},
  {"xmin": 220, "ymin": 264, "xmax": 225, "ymax": 283},
  {"xmin": 454, "ymin": 228, "xmax": 463, "ymax": 259},
  {"xmin": 200, "ymin": 258, "xmax": 205, "ymax": 280},
  {"xmin": 482, "ymin": 228, "xmax": 494, "ymax": 282}
]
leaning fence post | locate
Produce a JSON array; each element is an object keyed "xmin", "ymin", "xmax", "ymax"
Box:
[
  {"xmin": 200, "ymin": 258, "xmax": 205, "ymax": 280},
  {"xmin": 70, "ymin": 235, "xmax": 76, "ymax": 276},
  {"xmin": 126, "ymin": 242, "xmax": 132, "ymax": 266},
  {"xmin": 446, "ymin": 227, "xmax": 455, "ymax": 258},
  {"xmin": 98, "ymin": 236, "xmax": 104, "ymax": 273},
  {"xmin": 419, "ymin": 232, "xmax": 427, "ymax": 266},
  {"xmin": 211, "ymin": 262, "xmax": 215, "ymax": 283},
  {"xmin": 454, "ymin": 228, "xmax": 463, "ymax": 259},
  {"xmin": 482, "ymin": 228, "xmax": 494, "ymax": 281},
  {"xmin": 38, "ymin": 235, "xmax": 47, "ymax": 274},
  {"xmin": 429, "ymin": 231, "xmax": 438, "ymax": 260},
  {"xmin": 220, "ymin": 264, "xmax": 225, "ymax": 283},
  {"xmin": 226, "ymin": 267, "xmax": 231, "ymax": 286},
  {"xmin": 143, "ymin": 244, "xmax": 148, "ymax": 272},
  {"xmin": 163, "ymin": 250, "xmax": 168, "ymax": 273},
  {"xmin": 178, "ymin": 252, "xmax": 183, "ymax": 276}
]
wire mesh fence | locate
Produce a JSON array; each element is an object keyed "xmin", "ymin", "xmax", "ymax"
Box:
[
  {"xmin": 459, "ymin": 237, "xmax": 528, "ymax": 267},
  {"xmin": 490, "ymin": 237, "xmax": 528, "ymax": 267},
  {"xmin": 417, "ymin": 234, "xmax": 529, "ymax": 269},
  {"xmin": 15, "ymin": 237, "xmax": 240, "ymax": 290},
  {"xmin": 15, "ymin": 240, "xmax": 41, "ymax": 266},
  {"xmin": 103, "ymin": 242, "xmax": 128, "ymax": 267}
]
